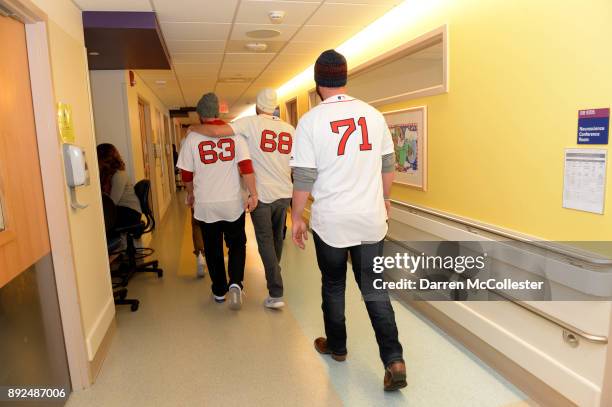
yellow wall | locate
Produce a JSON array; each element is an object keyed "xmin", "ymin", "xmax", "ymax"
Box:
[
  {"xmin": 32, "ymin": 0, "xmax": 114, "ymax": 361},
  {"xmin": 278, "ymin": 0, "xmax": 612, "ymax": 241}
]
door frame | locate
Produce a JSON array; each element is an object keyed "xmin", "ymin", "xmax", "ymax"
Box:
[{"xmin": 0, "ymin": 0, "xmax": 90, "ymax": 390}]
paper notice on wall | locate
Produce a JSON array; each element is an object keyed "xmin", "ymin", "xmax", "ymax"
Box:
[
  {"xmin": 563, "ymin": 149, "xmax": 607, "ymax": 214},
  {"xmin": 57, "ymin": 102, "xmax": 75, "ymax": 143}
]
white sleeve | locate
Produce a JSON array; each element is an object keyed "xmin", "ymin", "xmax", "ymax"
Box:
[
  {"xmin": 289, "ymin": 116, "xmax": 316, "ymax": 168},
  {"xmin": 381, "ymin": 118, "xmax": 394, "ymax": 156},
  {"xmin": 229, "ymin": 117, "xmax": 250, "ymax": 138},
  {"xmin": 235, "ymin": 135, "xmax": 251, "ymax": 163},
  {"xmin": 176, "ymin": 134, "xmax": 195, "ymax": 172}
]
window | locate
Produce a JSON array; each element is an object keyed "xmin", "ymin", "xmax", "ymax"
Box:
[
  {"xmin": 308, "ymin": 89, "xmax": 321, "ymax": 110},
  {"xmin": 348, "ymin": 26, "xmax": 447, "ymax": 106},
  {"xmin": 285, "ymin": 97, "xmax": 298, "ymax": 127}
]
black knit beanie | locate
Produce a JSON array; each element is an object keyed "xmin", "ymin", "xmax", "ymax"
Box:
[{"xmin": 314, "ymin": 50, "xmax": 347, "ymax": 88}]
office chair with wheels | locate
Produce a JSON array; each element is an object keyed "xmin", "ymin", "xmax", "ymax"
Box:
[
  {"xmin": 115, "ymin": 179, "xmax": 163, "ymax": 279},
  {"xmin": 102, "ymin": 194, "xmax": 140, "ymax": 312}
]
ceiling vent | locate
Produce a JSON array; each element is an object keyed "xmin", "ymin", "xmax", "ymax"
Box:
[
  {"xmin": 245, "ymin": 42, "xmax": 268, "ymax": 52},
  {"xmin": 246, "ymin": 29, "xmax": 281, "ymax": 39}
]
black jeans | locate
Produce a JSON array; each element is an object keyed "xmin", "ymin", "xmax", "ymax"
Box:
[
  {"xmin": 199, "ymin": 213, "xmax": 247, "ymax": 296},
  {"xmin": 249, "ymin": 198, "xmax": 291, "ymax": 297},
  {"xmin": 313, "ymin": 232, "xmax": 404, "ymax": 367}
]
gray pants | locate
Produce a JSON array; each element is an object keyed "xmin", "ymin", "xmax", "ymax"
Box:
[{"xmin": 250, "ymin": 198, "xmax": 291, "ymax": 298}]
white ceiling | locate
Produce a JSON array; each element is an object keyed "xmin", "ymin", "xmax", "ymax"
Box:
[{"xmin": 75, "ymin": 0, "xmax": 403, "ymax": 119}]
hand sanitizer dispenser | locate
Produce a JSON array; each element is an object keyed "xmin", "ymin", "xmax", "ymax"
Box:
[{"xmin": 63, "ymin": 144, "xmax": 89, "ymax": 209}]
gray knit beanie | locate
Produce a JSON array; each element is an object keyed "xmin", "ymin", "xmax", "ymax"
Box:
[{"xmin": 196, "ymin": 92, "xmax": 219, "ymax": 118}]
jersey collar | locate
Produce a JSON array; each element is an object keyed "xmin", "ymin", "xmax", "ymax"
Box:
[
  {"xmin": 258, "ymin": 113, "xmax": 279, "ymax": 120},
  {"xmin": 321, "ymin": 94, "xmax": 354, "ymax": 104}
]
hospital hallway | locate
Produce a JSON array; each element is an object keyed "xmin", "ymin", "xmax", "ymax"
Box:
[{"xmin": 65, "ymin": 194, "xmax": 528, "ymax": 407}]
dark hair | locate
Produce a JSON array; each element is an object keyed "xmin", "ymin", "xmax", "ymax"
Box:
[{"xmin": 97, "ymin": 143, "xmax": 125, "ymax": 195}]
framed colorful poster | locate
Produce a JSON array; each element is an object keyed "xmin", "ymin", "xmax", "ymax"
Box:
[{"xmin": 384, "ymin": 106, "xmax": 427, "ymax": 190}]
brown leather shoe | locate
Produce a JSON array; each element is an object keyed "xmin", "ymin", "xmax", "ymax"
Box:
[
  {"xmin": 384, "ymin": 360, "xmax": 407, "ymax": 391},
  {"xmin": 314, "ymin": 337, "xmax": 346, "ymax": 362}
]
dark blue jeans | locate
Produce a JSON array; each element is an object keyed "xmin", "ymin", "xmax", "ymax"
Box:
[{"xmin": 312, "ymin": 232, "xmax": 404, "ymax": 367}]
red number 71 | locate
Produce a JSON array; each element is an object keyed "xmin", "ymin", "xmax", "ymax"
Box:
[{"xmin": 330, "ymin": 117, "xmax": 372, "ymax": 156}]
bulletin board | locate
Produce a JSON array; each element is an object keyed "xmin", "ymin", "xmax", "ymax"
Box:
[{"xmin": 384, "ymin": 106, "xmax": 428, "ymax": 190}]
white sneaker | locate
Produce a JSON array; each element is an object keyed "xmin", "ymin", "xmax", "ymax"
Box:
[
  {"xmin": 213, "ymin": 294, "xmax": 226, "ymax": 303},
  {"xmin": 264, "ymin": 296, "xmax": 285, "ymax": 309},
  {"xmin": 228, "ymin": 284, "xmax": 243, "ymax": 310},
  {"xmin": 196, "ymin": 253, "xmax": 206, "ymax": 278}
]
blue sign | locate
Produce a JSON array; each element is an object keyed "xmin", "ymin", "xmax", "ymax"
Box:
[{"xmin": 578, "ymin": 108, "xmax": 609, "ymax": 145}]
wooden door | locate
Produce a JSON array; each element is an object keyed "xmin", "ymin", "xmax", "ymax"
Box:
[
  {"xmin": 163, "ymin": 115, "xmax": 174, "ymax": 195},
  {"xmin": 138, "ymin": 99, "xmax": 150, "ymax": 180},
  {"xmin": 0, "ymin": 13, "xmax": 50, "ymax": 286}
]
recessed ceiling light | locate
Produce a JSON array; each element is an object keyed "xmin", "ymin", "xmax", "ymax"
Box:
[
  {"xmin": 155, "ymin": 80, "xmax": 167, "ymax": 85},
  {"xmin": 245, "ymin": 42, "xmax": 268, "ymax": 52},
  {"xmin": 268, "ymin": 11, "xmax": 285, "ymax": 24},
  {"xmin": 88, "ymin": 51, "xmax": 100, "ymax": 56},
  {"xmin": 246, "ymin": 29, "xmax": 281, "ymax": 39}
]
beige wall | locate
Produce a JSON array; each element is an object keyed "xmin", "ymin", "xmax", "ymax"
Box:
[
  {"xmin": 31, "ymin": 0, "xmax": 114, "ymax": 362},
  {"xmin": 126, "ymin": 71, "xmax": 174, "ymax": 220},
  {"xmin": 90, "ymin": 70, "xmax": 174, "ymax": 221}
]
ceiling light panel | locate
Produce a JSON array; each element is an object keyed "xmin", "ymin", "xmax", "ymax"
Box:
[
  {"xmin": 160, "ymin": 22, "xmax": 231, "ymax": 41},
  {"xmin": 73, "ymin": 0, "xmax": 152, "ymax": 11},
  {"xmin": 153, "ymin": 0, "xmax": 238, "ymax": 22},
  {"xmin": 232, "ymin": 23, "xmax": 299, "ymax": 41},
  {"xmin": 235, "ymin": 1, "xmax": 319, "ymax": 25}
]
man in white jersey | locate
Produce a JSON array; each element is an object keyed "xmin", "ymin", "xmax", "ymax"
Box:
[
  {"xmin": 290, "ymin": 50, "xmax": 406, "ymax": 391},
  {"xmin": 177, "ymin": 92, "xmax": 258, "ymax": 310},
  {"xmin": 188, "ymin": 88, "xmax": 294, "ymax": 309}
]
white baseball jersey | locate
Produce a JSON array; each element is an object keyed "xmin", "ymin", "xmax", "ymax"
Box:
[
  {"xmin": 290, "ymin": 94, "xmax": 394, "ymax": 248},
  {"xmin": 229, "ymin": 114, "xmax": 294, "ymax": 203},
  {"xmin": 177, "ymin": 128, "xmax": 250, "ymax": 223}
]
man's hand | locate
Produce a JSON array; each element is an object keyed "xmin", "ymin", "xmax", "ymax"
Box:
[
  {"xmin": 186, "ymin": 192, "xmax": 195, "ymax": 207},
  {"xmin": 292, "ymin": 217, "xmax": 308, "ymax": 249},
  {"xmin": 245, "ymin": 195, "xmax": 258, "ymax": 212}
]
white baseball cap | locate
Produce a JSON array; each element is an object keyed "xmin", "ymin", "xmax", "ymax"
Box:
[{"xmin": 256, "ymin": 88, "xmax": 277, "ymax": 114}]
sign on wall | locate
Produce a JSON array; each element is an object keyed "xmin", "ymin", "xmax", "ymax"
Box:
[
  {"xmin": 384, "ymin": 106, "xmax": 428, "ymax": 190},
  {"xmin": 578, "ymin": 108, "xmax": 609, "ymax": 145},
  {"xmin": 57, "ymin": 102, "xmax": 75, "ymax": 143},
  {"xmin": 563, "ymin": 148, "xmax": 607, "ymax": 214}
]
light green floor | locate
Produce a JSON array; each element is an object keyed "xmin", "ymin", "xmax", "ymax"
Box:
[{"xmin": 67, "ymin": 197, "xmax": 527, "ymax": 407}]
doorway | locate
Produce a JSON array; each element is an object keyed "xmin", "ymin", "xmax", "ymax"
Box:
[
  {"xmin": 163, "ymin": 114, "xmax": 175, "ymax": 195},
  {"xmin": 0, "ymin": 12, "xmax": 71, "ymax": 402},
  {"xmin": 137, "ymin": 98, "xmax": 160, "ymax": 221}
]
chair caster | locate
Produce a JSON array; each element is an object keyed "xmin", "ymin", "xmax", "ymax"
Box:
[
  {"xmin": 157, "ymin": 269, "xmax": 163, "ymax": 278},
  {"xmin": 131, "ymin": 301, "xmax": 140, "ymax": 312}
]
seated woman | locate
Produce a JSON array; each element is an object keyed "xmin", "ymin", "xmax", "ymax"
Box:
[{"xmin": 97, "ymin": 143, "xmax": 142, "ymax": 228}]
